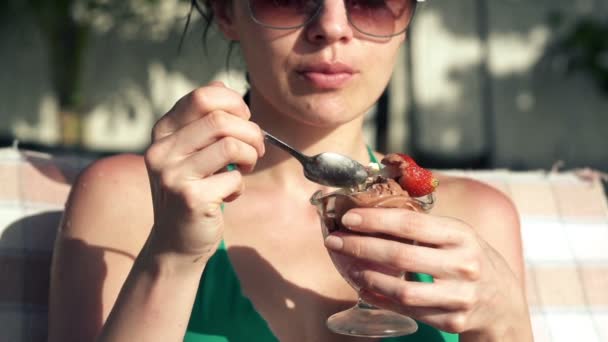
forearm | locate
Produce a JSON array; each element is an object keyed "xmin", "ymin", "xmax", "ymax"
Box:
[{"xmin": 98, "ymin": 240, "xmax": 207, "ymax": 342}]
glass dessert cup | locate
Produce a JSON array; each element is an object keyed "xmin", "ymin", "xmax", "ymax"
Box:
[{"xmin": 310, "ymin": 188, "xmax": 434, "ymax": 338}]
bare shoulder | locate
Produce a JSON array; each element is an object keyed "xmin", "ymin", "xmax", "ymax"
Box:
[
  {"xmin": 61, "ymin": 153, "xmax": 153, "ymax": 249},
  {"xmin": 434, "ymin": 173, "xmax": 518, "ymax": 227},
  {"xmin": 434, "ymin": 173, "xmax": 525, "ymax": 279},
  {"xmin": 49, "ymin": 154, "xmax": 154, "ymax": 341}
]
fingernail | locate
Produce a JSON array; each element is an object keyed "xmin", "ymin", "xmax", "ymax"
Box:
[
  {"xmin": 324, "ymin": 236, "xmax": 343, "ymax": 250},
  {"xmin": 342, "ymin": 213, "xmax": 362, "ymax": 227}
]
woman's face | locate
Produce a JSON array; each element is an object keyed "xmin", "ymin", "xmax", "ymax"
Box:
[{"xmin": 217, "ymin": 0, "xmax": 411, "ymax": 127}]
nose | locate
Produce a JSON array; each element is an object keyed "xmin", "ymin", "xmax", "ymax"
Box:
[{"xmin": 305, "ymin": 1, "xmax": 354, "ymax": 44}]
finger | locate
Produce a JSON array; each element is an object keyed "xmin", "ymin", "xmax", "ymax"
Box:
[
  {"xmin": 153, "ymin": 85, "xmax": 250, "ymax": 140},
  {"xmin": 179, "ymin": 136, "xmax": 260, "ymax": 177},
  {"xmin": 325, "ymin": 233, "xmax": 449, "ymax": 277},
  {"xmin": 167, "ymin": 110, "xmax": 265, "ymax": 158},
  {"xmin": 354, "ymin": 270, "xmax": 473, "ymax": 311},
  {"xmin": 169, "ymin": 170, "xmax": 245, "ymax": 223},
  {"xmin": 341, "ymin": 208, "xmax": 466, "ymax": 246},
  {"xmin": 359, "ymin": 290, "xmax": 466, "ymax": 334},
  {"xmin": 195, "ymin": 170, "xmax": 245, "ymax": 204}
]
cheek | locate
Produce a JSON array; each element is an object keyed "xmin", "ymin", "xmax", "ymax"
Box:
[
  {"xmin": 239, "ymin": 34, "xmax": 291, "ymax": 85},
  {"xmin": 367, "ymin": 42, "xmax": 402, "ymax": 84},
  {"xmin": 351, "ymin": 44, "xmax": 402, "ymax": 106}
]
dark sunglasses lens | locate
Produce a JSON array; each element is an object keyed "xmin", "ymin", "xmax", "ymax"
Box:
[
  {"xmin": 249, "ymin": 0, "xmax": 322, "ymax": 28},
  {"xmin": 346, "ymin": 0, "xmax": 414, "ymax": 37}
]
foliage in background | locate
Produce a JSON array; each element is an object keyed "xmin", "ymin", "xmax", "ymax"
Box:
[{"xmin": 547, "ymin": 13, "xmax": 608, "ymax": 96}]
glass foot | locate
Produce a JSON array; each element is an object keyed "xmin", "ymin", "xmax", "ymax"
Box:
[{"xmin": 327, "ymin": 305, "xmax": 418, "ymax": 337}]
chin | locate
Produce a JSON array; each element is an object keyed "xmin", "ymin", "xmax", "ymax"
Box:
[
  {"xmin": 285, "ymin": 101, "xmax": 364, "ymax": 128},
  {"xmin": 299, "ymin": 88, "xmax": 369, "ymax": 116}
]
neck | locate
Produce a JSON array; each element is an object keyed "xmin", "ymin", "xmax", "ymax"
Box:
[{"xmin": 246, "ymin": 88, "xmax": 373, "ymax": 190}]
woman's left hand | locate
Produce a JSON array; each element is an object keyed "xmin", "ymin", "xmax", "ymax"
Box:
[{"xmin": 323, "ymin": 208, "xmax": 533, "ymax": 340}]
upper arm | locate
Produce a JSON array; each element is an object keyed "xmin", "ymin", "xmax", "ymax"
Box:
[
  {"xmin": 48, "ymin": 154, "xmax": 153, "ymax": 342},
  {"xmin": 442, "ymin": 177, "xmax": 525, "ymax": 286}
]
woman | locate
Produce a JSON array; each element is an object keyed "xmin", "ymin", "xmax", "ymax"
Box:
[{"xmin": 48, "ymin": 0, "xmax": 533, "ymax": 341}]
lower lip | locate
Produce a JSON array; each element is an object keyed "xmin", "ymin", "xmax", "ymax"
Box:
[{"xmin": 299, "ymin": 71, "xmax": 355, "ymax": 89}]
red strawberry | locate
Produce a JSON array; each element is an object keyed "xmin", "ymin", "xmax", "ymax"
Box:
[{"xmin": 381, "ymin": 153, "xmax": 439, "ymax": 197}]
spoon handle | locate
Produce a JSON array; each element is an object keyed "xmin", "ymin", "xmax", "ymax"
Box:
[{"xmin": 262, "ymin": 130, "xmax": 310, "ymax": 163}]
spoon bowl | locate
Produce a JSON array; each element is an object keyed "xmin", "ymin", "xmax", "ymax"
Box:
[
  {"xmin": 305, "ymin": 152, "xmax": 370, "ymax": 188},
  {"xmin": 263, "ymin": 131, "xmax": 369, "ymax": 188}
]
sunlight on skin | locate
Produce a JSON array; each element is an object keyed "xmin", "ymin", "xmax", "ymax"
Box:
[{"xmin": 284, "ymin": 298, "xmax": 296, "ymax": 309}]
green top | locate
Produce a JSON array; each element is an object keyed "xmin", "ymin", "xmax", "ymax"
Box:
[{"xmin": 184, "ymin": 148, "xmax": 458, "ymax": 341}]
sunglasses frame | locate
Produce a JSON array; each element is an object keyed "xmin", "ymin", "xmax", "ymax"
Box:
[{"xmin": 245, "ymin": 0, "xmax": 419, "ymax": 38}]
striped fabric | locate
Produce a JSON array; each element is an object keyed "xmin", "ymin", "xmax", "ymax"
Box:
[
  {"xmin": 0, "ymin": 147, "xmax": 607, "ymax": 341},
  {"xmin": 0, "ymin": 147, "xmax": 90, "ymax": 341}
]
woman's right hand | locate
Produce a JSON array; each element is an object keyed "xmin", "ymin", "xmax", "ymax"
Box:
[{"xmin": 143, "ymin": 82, "xmax": 265, "ymax": 263}]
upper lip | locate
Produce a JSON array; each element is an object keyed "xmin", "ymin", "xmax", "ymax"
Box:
[{"xmin": 298, "ymin": 62, "xmax": 356, "ymax": 74}]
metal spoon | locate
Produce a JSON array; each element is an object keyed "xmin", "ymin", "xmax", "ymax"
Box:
[{"xmin": 263, "ymin": 130, "xmax": 370, "ymax": 188}]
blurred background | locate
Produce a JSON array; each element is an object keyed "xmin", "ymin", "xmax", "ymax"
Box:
[{"xmin": 0, "ymin": 0, "xmax": 607, "ymax": 171}]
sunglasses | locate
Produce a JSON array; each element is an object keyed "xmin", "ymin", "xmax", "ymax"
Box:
[{"xmin": 245, "ymin": 0, "xmax": 418, "ymax": 38}]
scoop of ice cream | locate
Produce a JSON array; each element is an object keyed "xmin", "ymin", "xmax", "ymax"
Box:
[
  {"xmin": 321, "ymin": 178, "xmax": 423, "ymax": 233},
  {"xmin": 314, "ymin": 154, "xmax": 436, "ymax": 234},
  {"xmin": 350, "ymin": 178, "xmax": 417, "ymax": 208}
]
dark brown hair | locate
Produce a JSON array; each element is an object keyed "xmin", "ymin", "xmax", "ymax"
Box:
[{"xmin": 180, "ymin": 0, "xmax": 220, "ymax": 53}]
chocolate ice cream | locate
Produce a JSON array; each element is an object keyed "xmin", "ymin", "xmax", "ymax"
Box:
[{"xmin": 316, "ymin": 177, "xmax": 424, "ymax": 234}]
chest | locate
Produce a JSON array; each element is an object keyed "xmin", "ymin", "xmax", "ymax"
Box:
[{"xmin": 221, "ymin": 201, "xmax": 377, "ymax": 342}]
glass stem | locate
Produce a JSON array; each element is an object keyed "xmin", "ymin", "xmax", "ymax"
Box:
[{"xmin": 357, "ymin": 298, "xmax": 378, "ymax": 310}]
